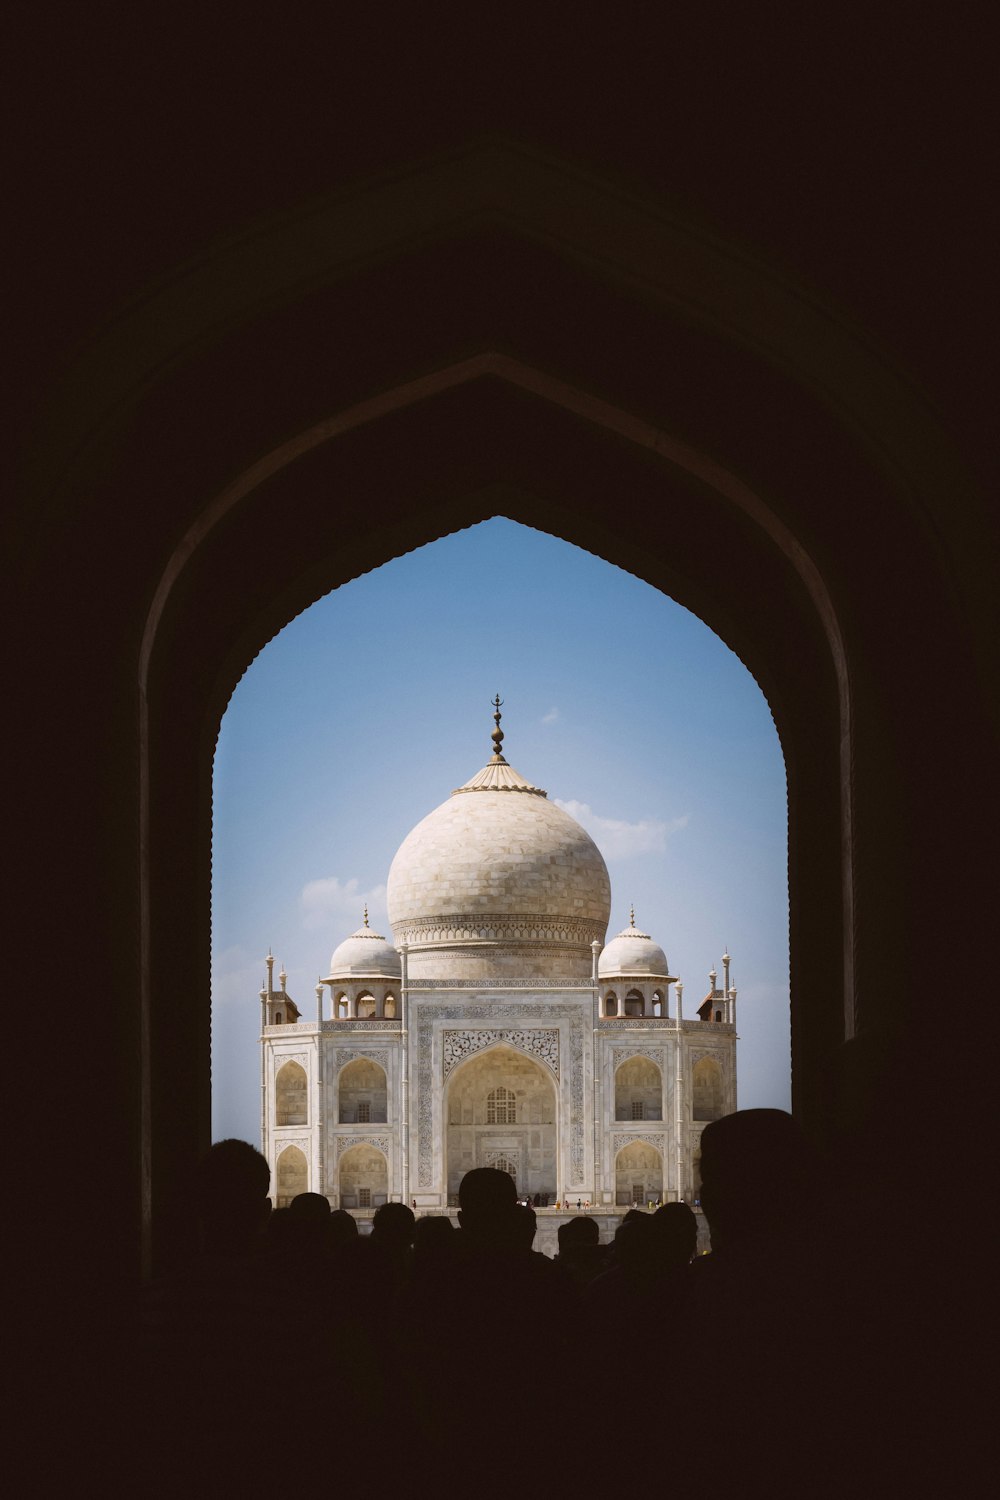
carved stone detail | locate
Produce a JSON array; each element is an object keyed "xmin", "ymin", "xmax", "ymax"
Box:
[
  {"xmin": 442, "ymin": 1028, "xmax": 559, "ymax": 1077},
  {"xmin": 321, "ymin": 1018, "xmax": 401, "ymax": 1030},
  {"xmin": 335, "ymin": 1135, "xmax": 390, "ymax": 1159},
  {"xmin": 273, "ymin": 1052, "xmax": 309, "ymax": 1073},
  {"xmin": 335, "ymin": 1048, "xmax": 390, "ymax": 1071},
  {"xmin": 409, "ymin": 978, "xmax": 592, "ymax": 990},
  {"xmin": 598, "ymin": 1018, "xmax": 674, "ymax": 1029},
  {"xmin": 611, "ymin": 1132, "xmax": 666, "ymax": 1155},
  {"xmin": 394, "ymin": 914, "xmax": 602, "ymax": 947},
  {"xmin": 274, "ymin": 1137, "xmax": 309, "ymax": 1159},
  {"xmin": 611, "ymin": 1046, "xmax": 665, "ymax": 1068},
  {"xmin": 482, "ymin": 1148, "xmax": 521, "ymax": 1174}
]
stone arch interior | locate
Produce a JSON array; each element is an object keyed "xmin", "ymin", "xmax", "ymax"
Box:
[
  {"xmin": 624, "ymin": 988, "xmax": 644, "ymax": 1018},
  {"xmin": 446, "ymin": 1045, "xmax": 557, "ymax": 1203},
  {"xmin": 275, "ymin": 1061, "xmax": 308, "ymax": 1126},
  {"xmin": 276, "ymin": 1144, "xmax": 308, "ymax": 1206},
  {"xmin": 339, "ymin": 1058, "xmax": 387, "ymax": 1123},
  {"xmin": 692, "ymin": 1057, "xmax": 724, "ymax": 1121},
  {"xmin": 614, "ymin": 1056, "xmax": 663, "ymax": 1121},
  {"xmin": 614, "ymin": 1141, "xmax": 663, "ymax": 1206},
  {"xmin": 339, "ymin": 1143, "xmax": 388, "ymax": 1210}
]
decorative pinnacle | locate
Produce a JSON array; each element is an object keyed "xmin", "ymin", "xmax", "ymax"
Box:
[
  {"xmin": 363, "ymin": 904, "xmax": 369, "ymax": 929},
  {"xmin": 490, "ymin": 694, "xmax": 505, "ymax": 758},
  {"xmin": 629, "ymin": 904, "xmax": 636, "ymax": 928}
]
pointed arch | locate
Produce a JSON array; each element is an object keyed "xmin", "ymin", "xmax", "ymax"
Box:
[
  {"xmin": 276, "ymin": 1144, "xmax": 308, "ymax": 1204},
  {"xmin": 275, "ymin": 1061, "xmax": 308, "ymax": 1127},
  {"xmin": 614, "ymin": 1055, "xmax": 663, "ymax": 1121}
]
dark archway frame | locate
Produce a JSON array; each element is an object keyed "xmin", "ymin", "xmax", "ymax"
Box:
[
  {"xmin": 70, "ymin": 143, "xmax": 957, "ymax": 1274},
  {"xmin": 139, "ymin": 362, "xmax": 849, "ymax": 1270}
]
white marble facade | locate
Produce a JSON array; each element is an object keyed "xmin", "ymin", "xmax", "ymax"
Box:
[{"xmin": 261, "ymin": 709, "xmax": 737, "ymax": 1210}]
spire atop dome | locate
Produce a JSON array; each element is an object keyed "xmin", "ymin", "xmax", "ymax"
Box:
[
  {"xmin": 629, "ymin": 904, "xmax": 636, "ymax": 928},
  {"xmin": 363, "ymin": 903, "xmax": 369, "ymax": 929},
  {"xmin": 490, "ymin": 693, "xmax": 505, "ymax": 761},
  {"xmin": 454, "ymin": 698, "xmax": 547, "ymax": 794}
]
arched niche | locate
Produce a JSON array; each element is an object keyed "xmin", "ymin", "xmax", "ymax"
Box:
[
  {"xmin": 339, "ymin": 1143, "xmax": 387, "ymax": 1210},
  {"xmin": 276, "ymin": 1144, "xmax": 308, "ymax": 1205},
  {"xmin": 275, "ymin": 1061, "xmax": 308, "ymax": 1127},
  {"xmin": 604, "ymin": 991, "xmax": 618, "ymax": 1017},
  {"xmin": 623, "ymin": 989, "xmax": 644, "ymax": 1018},
  {"xmin": 339, "ymin": 1058, "xmax": 387, "ymax": 1123},
  {"xmin": 614, "ymin": 1141, "xmax": 663, "ymax": 1206},
  {"xmin": 356, "ymin": 992, "xmax": 376, "ymax": 1019},
  {"xmin": 692, "ymin": 1057, "xmax": 724, "ymax": 1122},
  {"xmin": 614, "ymin": 1056, "xmax": 663, "ymax": 1121},
  {"xmin": 446, "ymin": 1045, "xmax": 557, "ymax": 1203}
]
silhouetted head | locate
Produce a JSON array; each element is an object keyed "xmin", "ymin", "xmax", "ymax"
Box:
[
  {"xmin": 651, "ymin": 1202, "xmax": 698, "ymax": 1266},
  {"xmin": 699, "ymin": 1108, "xmax": 819, "ymax": 1249},
  {"xmin": 513, "ymin": 1203, "xmax": 537, "ymax": 1249},
  {"xmin": 371, "ymin": 1201, "xmax": 416, "ymax": 1246},
  {"xmin": 558, "ymin": 1215, "xmax": 600, "ymax": 1251},
  {"xmin": 194, "ymin": 1138, "xmax": 271, "ymax": 1251},
  {"xmin": 328, "ymin": 1208, "xmax": 359, "ymax": 1246},
  {"xmin": 614, "ymin": 1212, "xmax": 653, "ymax": 1260},
  {"xmin": 458, "ymin": 1167, "xmax": 519, "ymax": 1244},
  {"xmin": 413, "ymin": 1214, "xmax": 456, "ymax": 1251},
  {"xmin": 288, "ymin": 1191, "xmax": 331, "ymax": 1222}
]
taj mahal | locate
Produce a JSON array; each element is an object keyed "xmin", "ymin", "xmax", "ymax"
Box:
[{"xmin": 259, "ymin": 700, "xmax": 738, "ymax": 1224}]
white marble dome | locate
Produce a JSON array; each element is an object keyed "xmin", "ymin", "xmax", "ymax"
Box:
[
  {"xmin": 326, "ymin": 914, "xmax": 401, "ymax": 978},
  {"xmin": 598, "ymin": 912, "xmax": 670, "ymax": 978},
  {"xmin": 387, "ymin": 750, "xmax": 611, "ymax": 980}
]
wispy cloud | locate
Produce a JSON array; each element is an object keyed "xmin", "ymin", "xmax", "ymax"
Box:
[
  {"xmin": 211, "ymin": 945, "xmax": 264, "ymax": 1008},
  {"xmin": 554, "ymin": 800, "xmax": 689, "ymax": 860},
  {"xmin": 541, "ymin": 706, "xmax": 559, "ymax": 725},
  {"xmin": 299, "ymin": 876, "xmax": 388, "ymax": 932}
]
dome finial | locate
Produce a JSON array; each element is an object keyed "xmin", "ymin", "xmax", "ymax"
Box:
[
  {"xmin": 629, "ymin": 903, "xmax": 636, "ymax": 928},
  {"xmin": 490, "ymin": 693, "xmax": 505, "ymax": 760},
  {"xmin": 363, "ymin": 904, "xmax": 369, "ymax": 928}
]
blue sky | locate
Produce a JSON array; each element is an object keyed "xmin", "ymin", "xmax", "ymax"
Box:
[{"xmin": 212, "ymin": 517, "xmax": 790, "ymax": 1141}]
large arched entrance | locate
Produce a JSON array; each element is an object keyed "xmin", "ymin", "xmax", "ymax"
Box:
[
  {"xmin": 446, "ymin": 1045, "xmax": 558, "ymax": 1203},
  {"xmin": 118, "ymin": 143, "xmax": 932, "ymax": 1270}
]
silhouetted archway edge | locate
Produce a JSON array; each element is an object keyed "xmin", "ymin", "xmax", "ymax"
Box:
[{"xmin": 138, "ymin": 356, "xmax": 852, "ymax": 1269}]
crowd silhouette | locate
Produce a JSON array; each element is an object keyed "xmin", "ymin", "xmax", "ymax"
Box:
[{"xmin": 136, "ymin": 1092, "xmax": 952, "ymax": 1495}]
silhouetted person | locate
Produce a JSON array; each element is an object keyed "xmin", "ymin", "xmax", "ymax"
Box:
[
  {"xmin": 651, "ymin": 1200, "xmax": 697, "ymax": 1267},
  {"xmin": 399, "ymin": 1169, "xmax": 586, "ymax": 1477},
  {"xmin": 554, "ymin": 1214, "xmax": 608, "ymax": 1289},
  {"xmin": 288, "ymin": 1189, "xmax": 331, "ymax": 1222},
  {"xmin": 140, "ymin": 1141, "xmax": 381, "ymax": 1489},
  {"xmin": 682, "ymin": 1110, "xmax": 837, "ymax": 1492},
  {"xmin": 369, "ymin": 1200, "xmax": 417, "ymax": 1301},
  {"xmin": 327, "ymin": 1206, "xmax": 360, "ymax": 1245},
  {"xmin": 371, "ymin": 1199, "xmax": 416, "ymax": 1246}
]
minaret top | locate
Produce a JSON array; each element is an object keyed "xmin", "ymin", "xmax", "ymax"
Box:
[
  {"xmin": 490, "ymin": 694, "xmax": 505, "ymax": 762},
  {"xmin": 454, "ymin": 699, "xmax": 546, "ymax": 795}
]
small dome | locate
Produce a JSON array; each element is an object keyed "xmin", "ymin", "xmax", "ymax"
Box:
[
  {"xmin": 598, "ymin": 911, "xmax": 669, "ymax": 978},
  {"xmin": 326, "ymin": 913, "xmax": 401, "ymax": 979}
]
